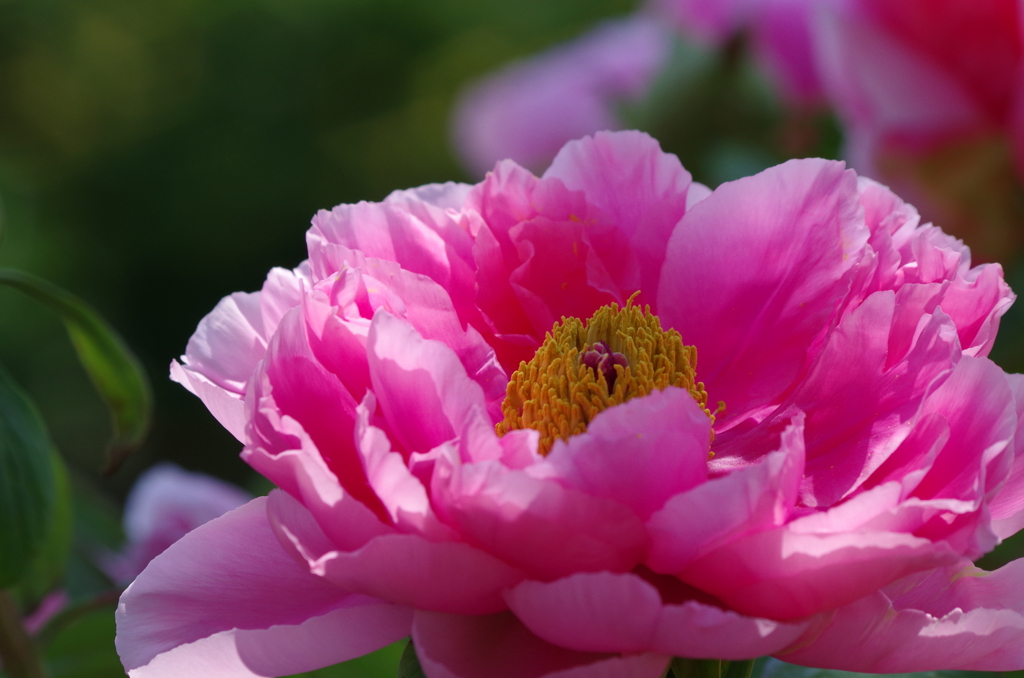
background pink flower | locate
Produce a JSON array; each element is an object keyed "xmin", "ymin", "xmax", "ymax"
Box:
[
  {"xmin": 451, "ymin": 15, "xmax": 671, "ymax": 176},
  {"xmin": 119, "ymin": 131, "xmax": 1024, "ymax": 677},
  {"xmin": 104, "ymin": 463, "xmax": 252, "ymax": 583}
]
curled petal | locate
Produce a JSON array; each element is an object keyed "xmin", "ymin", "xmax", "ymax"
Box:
[{"xmin": 116, "ymin": 497, "xmax": 410, "ymax": 677}]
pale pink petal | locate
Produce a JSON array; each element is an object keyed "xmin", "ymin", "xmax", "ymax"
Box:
[
  {"xmin": 544, "ymin": 131, "xmax": 692, "ymax": 300},
  {"xmin": 116, "ymin": 497, "xmax": 411, "ymax": 677},
  {"xmin": 658, "ymin": 158, "xmax": 867, "ymax": 425},
  {"xmin": 780, "ymin": 560, "xmax": 1024, "ymax": 671},
  {"xmin": 258, "ymin": 265, "xmax": 309, "ymax": 341},
  {"xmin": 413, "ymin": 611, "xmax": 668, "ymax": 678},
  {"xmin": 543, "ymin": 387, "xmax": 711, "ymax": 520},
  {"xmin": 686, "ymin": 182, "xmax": 712, "ymax": 208},
  {"xmin": 506, "ymin": 571, "xmax": 810, "ymax": 658},
  {"xmin": 125, "ymin": 602, "xmax": 410, "ymax": 678},
  {"xmin": 179, "ymin": 291, "xmax": 265, "ymax": 394}
]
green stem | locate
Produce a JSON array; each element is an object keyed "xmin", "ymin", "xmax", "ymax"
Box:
[
  {"xmin": 725, "ymin": 659, "xmax": 756, "ymax": 678},
  {"xmin": 0, "ymin": 590, "xmax": 46, "ymax": 678}
]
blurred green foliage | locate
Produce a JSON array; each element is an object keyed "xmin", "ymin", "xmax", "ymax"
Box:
[{"xmin": 0, "ymin": 0, "xmax": 637, "ymax": 488}]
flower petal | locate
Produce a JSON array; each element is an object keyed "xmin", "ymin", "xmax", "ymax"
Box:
[
  {"xmin": 658, "ymin": 158, "xmax": 867, "ymax": 425},
  {"xmin": 506, "ymin": 571, "xmax": 810, "ymax": 659},
  {"xmin": 116, "ymin": 496, "xmax": 410, "ymax": 677},
  {"xmin": 779, "ymin": 560, "xmax": 1024, "ymax": 671},
  {"xmin": 544, "ymin": 130, "xmax": 692, "ymax": 301},
  {"xmin": 543, "ymin": 387, "xmax": 711, "ymax": 521}
]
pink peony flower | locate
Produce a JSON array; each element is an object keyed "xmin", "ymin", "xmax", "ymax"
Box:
[
  {"xmin": 451, "ymin": 15, "xmax": 672, "ymax": 176},
  {"xmin": 103, "ymin": 463, "xmax": 252, "ymax": 583},
  {"xmin": 811, "ymin": 0, "xmax": 1024, "ymax": 262},
  {"xmin": 120, "ymin": 131, "xmax": 1024, "ymax": 677}
]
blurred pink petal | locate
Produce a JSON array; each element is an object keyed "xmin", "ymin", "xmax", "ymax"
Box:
[{"xmin": 452, "ymin": 17, "xmax": 672, "ymax": 175}]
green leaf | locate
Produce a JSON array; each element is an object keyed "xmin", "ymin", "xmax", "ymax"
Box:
[
  {"xmin": 0, "ymin": 362, "xmax": 56, "ymax": 588},
  {"xmin": 397, "ymin": 640, "xmax": 426, "ymax": 678},
  {"xmin": 14, "ymin": 452, "xmax": 72, "ymax": 608},
  {"xmin": 0, "ymin": 268, "xmax": 152, "ymax": 472}
]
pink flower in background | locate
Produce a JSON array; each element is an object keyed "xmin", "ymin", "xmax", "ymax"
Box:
[
  {"xmin": 120, "ymin": 131, "xmax": 1024, "ymax": 677},
  {"xmin": 451, "ymin": 15, "xmax": 671, "ymax": 175},
  {"xmin": 813, "ymin": 0, "xmax": 1022, "ymax": 172},
  {"xmin": 105, "ymin": 463, "xmax": 251, "ymax": 583},
  {"xmin": 656, "ymin": 0, "xmax": 823, "ymax": 105}
]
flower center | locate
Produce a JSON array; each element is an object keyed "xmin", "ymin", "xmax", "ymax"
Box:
[{"xmin": 497, "ymin": 298, "xmax": 715, "ymax": 455}]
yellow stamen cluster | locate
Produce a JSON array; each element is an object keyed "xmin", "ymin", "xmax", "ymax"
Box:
[{"xmin": 497, "ymin": 298, "xmax": 714, "ymax": 455}]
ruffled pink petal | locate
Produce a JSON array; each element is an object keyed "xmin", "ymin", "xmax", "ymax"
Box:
[
  {"xmin": 253, "ymin": 308, "xmax": 390, "ymax": 520},
  {"xmin": 647, "ymin": 414, "xmax": 805, "ymax": 574},
  {"xmin": 304, "ymin": 253, "xmax": 507, "ymax": 413},
  {"xmin": 176, "ymin": 266, "xmax": 308, "ymax": 406},
  {"xmin": 353, "ymin": 391, "xmax": 457, "ymax": 540},
  {"xmin": 779, "ymin": 559, "xmax": 1024, "ymax": 671},
  {"xmin": 309, "ymin": 198, "xmax": 461, "ymax": 291},
  {"xmin": 542, "ymin": 387, "xmax": 710, "ymax": 520},
  {"xmin": 267, "ymin": 487, "xmax": 523, "ymax": 615},
  {"xmin": 244, "ymin": 367, "xmax": 393, "ymax": 549},
  {"xmin": 432, "ymin": 452, "xmax": 649, "ymax": 580},
  {"xmin": 367, "ymin": 310, "xmax": 490, "ymax": 455},
  {"xmin": 116, "ymin": 497, "xmax": 411, "ymax": 677},
  {"xmin": 937, "ymin": 264, "xmax": 1014, "ymax": 357},
  {"xmin": 544, "ymin": 131, "xmax": 692, "ymax": 301},
  {"xmin": 910, "ymin": 356, "xmax": 1016, "ymax": 507},
  {"xmin": 506, "ymin": 571, "xmax": 810, "ymax": 659},
  {"xmin": 413, "ymin": 610, "xmax": 669, "ymax": 678},
  {"xmin": 180, "ymin": 290, "xmax": 265, "ymax": 394},
  {"xmin": 658, "ymin": 158, "xmax": 867, "ymax": 426}
]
